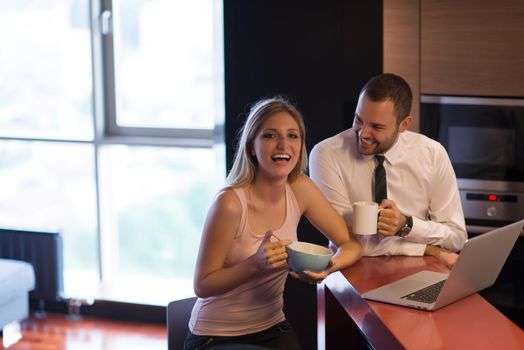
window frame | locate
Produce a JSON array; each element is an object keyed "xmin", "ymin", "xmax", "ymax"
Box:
[
  {"xmin": 90, "ymin": 0, "xmax": 224, "ymax": 300},
  {"xmin": 0, "ymin": 0, "xmax": 224, "ymax": 304},
  {"xmin": 94, "ymin": 0, "xmax": 222, "ymax": 149}
]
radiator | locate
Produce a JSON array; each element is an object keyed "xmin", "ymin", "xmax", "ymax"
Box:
[{"xmin": 0, "ymin": 228, "xmax": 64, "ymax": 302}]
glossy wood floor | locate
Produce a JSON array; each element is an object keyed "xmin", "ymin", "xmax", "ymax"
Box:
[{"xmin": 1, "ymin": 312, "xmax": 167, "ymax": 350}]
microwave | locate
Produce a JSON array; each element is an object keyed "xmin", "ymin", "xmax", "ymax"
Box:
[{"xmin": 420, "ymin": 95, "xmax": 524, "ymax": 231}]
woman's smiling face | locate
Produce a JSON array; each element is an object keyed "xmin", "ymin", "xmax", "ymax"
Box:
[{"xmin": 251, "ymin": 111, "xmax": 302, "ymax": 180}]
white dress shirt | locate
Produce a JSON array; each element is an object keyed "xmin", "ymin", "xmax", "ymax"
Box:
[{"xmin": 309, "ymin": 129, "xmax": 467, "ymax": 256}]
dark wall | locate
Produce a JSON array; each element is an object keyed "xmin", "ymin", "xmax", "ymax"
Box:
[
  {"xmin": 224, "ymin": 1, "xmax": 383, "ymax": 170},
  {"xmin": 223, "ymin": 1, "xmax": 383, "ymax": 348}
]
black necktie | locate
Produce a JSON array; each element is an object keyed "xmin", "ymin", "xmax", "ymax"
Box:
[{"xmin": 374, "ymin": 155, "xmax": 387, "ymax": 203}]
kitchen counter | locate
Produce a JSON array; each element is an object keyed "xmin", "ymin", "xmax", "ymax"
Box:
[{"xmin": 318, "ymin": 255, "xmax": 524, "ymax": 349}]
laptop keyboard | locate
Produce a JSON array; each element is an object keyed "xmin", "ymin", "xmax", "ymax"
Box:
[{"xmin": 401, "ymin": 279, "xmax": 446, "ymax": 304}]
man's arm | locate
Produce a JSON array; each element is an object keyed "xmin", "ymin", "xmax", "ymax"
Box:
[
  {"xmin": 309, "ymin": 144, "xmax": 351, "ymax": 221},
  {"xmin": 402, "ymin": 144, "xmax": 467, "ymax": 252},
  {"xmin": 424, "ymin": 245, "xmax": 458, "ymax": 269}
]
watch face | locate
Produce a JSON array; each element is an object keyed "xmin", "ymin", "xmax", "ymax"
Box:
[
  {"xmin": 399, "ymin": 226, "xmax": 411, "ymax": 237},
  {"xmin": 398, "ymin": 216, "xmax": 412, "ymax": 237}
]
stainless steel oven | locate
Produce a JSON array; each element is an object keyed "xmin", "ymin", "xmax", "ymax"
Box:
[{"xmin": 420, "ymin": 95, "xmax": 524, "ymax": 233}]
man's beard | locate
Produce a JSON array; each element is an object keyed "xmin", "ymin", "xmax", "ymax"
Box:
[{"xmin": 356, "ymin": 129, "xmax": 400, "ymax": 155}]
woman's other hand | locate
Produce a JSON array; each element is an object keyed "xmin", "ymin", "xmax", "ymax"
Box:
[{"xmin": 288, "ymin": 261, "xmax": 332, "ymax": 285}]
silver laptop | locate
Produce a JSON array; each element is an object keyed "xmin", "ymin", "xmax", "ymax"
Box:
[{"xmin": 362, "ymin": 219, "xmax": 524, "ymax": 311}]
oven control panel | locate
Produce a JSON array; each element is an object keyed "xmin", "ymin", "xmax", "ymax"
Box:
[
  {"xmin": 460, "ymin": 190, "xmax": 524, "ymax": 222},
  {"xmin": 466, "ymin": 193, "xmax": 518, "ymax": 203}
]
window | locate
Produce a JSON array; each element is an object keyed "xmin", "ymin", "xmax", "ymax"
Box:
[
  {"xmin": 0, "ymin": 0, "xmax": 224, "ymax": 306},
  {"xmin": 0, "ymin": 1, "xmax": 93, "ymax": 140}
]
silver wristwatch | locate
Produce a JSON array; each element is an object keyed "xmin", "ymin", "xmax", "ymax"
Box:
[{"xmin": 397, "ymin": 215, "xmax": 413, "ymax": 237}]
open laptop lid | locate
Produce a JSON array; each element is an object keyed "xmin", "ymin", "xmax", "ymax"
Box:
[
  {"xmin": 362, "ymin": 219, "xmax": 524, "ymax": 311},
  {"xmin": 433, "ymin": 219, "xmax": 524, "ymax": 310}
]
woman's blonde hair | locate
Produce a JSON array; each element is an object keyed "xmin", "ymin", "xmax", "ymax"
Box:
[{"xmin": 226, "ymin": 96, "xmax": 307, "ymax": 187}]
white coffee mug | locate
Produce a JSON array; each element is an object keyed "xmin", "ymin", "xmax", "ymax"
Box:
[{"xmin": 353, "ymin": 201, "xmax": 381, "ymax": 235}]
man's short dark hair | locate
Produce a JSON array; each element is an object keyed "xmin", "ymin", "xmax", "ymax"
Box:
[{"xmin": 360, "ymin": 73, "xmax": 412, "ymax": 123}]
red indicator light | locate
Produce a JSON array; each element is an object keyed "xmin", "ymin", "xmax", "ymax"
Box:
[{"xmin": 488, "ymin": 195, "xmax": 497, "ymax": 201}]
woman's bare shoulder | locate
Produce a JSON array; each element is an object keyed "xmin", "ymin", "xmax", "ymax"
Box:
[
  {"xmin": 289, "ymin": 173, "xmax": 315, "ymax": 191},
  {"xmin": 212, "ymin": 187, "xmax": 243, "ymax": 216},
  {"xmin": 289, "ymin": 173, "xmax": 319, "ymax": 208}
]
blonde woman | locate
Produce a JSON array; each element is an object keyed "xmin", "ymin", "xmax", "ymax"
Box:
[{"xmin": 185, "ymin": 97, "xmax": 361, "ymax": 350}]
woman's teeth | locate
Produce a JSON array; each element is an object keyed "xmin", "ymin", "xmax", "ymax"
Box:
[{"xmin": 271, "ymin": 154, "xmax": 291, "ymax": 161}]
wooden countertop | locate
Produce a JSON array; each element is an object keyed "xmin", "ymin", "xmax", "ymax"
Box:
[{"xmin": 318, "ymin": 256, "xmax": 524, "ymax": 350}]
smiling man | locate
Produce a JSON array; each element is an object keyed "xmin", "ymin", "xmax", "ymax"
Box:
[{"xmin": 309, "ymin": 73, "xmax": 467, "ymax": 268}]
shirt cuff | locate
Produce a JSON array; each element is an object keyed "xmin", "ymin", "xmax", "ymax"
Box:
[
  {"xmin": 396, "ymin": 241, "xmax": 426, "ymax": 256},
  {"xmin": 404, "ymin": 216, "xmax": 426, "ymax": 242}
]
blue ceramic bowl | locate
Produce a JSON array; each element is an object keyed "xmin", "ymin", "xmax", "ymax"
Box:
[{"xmin": 286, "ymin": 241, "xmax": 333, "ymax": 273}]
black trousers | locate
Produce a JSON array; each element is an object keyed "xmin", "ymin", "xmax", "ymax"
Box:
[{"xmin": 183, "ymin": 320, "xmax": 301, "ymax": 350}]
